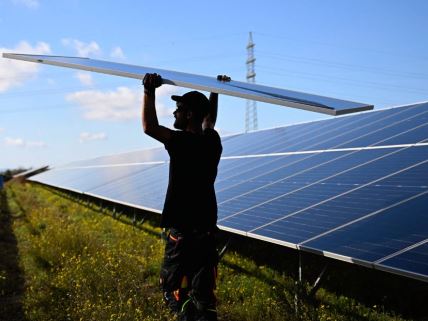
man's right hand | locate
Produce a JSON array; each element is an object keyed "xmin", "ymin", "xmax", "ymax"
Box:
[{"xmin": 143, "ymin": 73, "xmax": 162, "ymax": 95}]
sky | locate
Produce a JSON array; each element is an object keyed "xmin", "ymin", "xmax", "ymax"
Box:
[{"xmin": 1, "ymin": 0, "xmax": 427, "ymax": 170}]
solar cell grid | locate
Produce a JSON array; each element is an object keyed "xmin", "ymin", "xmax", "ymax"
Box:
[
  {"xmin": 60, "ymin": 147, "xmax": 168, "ymax": 168},
  {"xmin": 219, "ymin": 146, "xmax": 428, "ymax": 235},
  {"xmin": 216, "ymin": 157, "xmax": 275, "ymax": 185},
  {"xmin": 300, "ymin": 104, "xmax": 425, "ymax": 151},
  {"xmin": 88, "ymin": 164, "xmax": 169, "ymax": 209},
  {"xmin": 325, "ymin": 147, "xmax": 428, "ymax": 185},
  {"xmin": 217, "ymin": 149, "xmax": 391, "ymax": 221},
  {"xmin": 221, "ymin": 111, "xmax": 367, "ymax": 156},
  {"xmin": 251, "ymin": 157, "xmax": 428, "ymax": 248},
  {"xmin": 336, "ymin": 108, "xmax": 428, "ymax": 149},
  {"xmin": 31, "ymin": 168, "xmax": 91, "ymax": 191},
  {"xmin": 254, "ymin": 185, "xmax": 427, "ymax": 245},
  {"xmin": 376, "ymin": 124, "xmax": 428, "ymax": 147},
  {"xmin": 301, "ymin": 192, "xmax": 428, "ymax": 263},
  {"xmin": 376, "ymin": 241, "xmax": 428, "ymax": 280},
  {"xmin": 227, "ymin": 119, "xmax": 336, "ymax": 154},
  {"xmin": 216, "ymin": 154, "xmax": 325, "ymax": 199},
  {"xmin": 228, "ymin": 103, "xmax": 428, "ymax": 157},
  {"xmin": 62, "ymin": 165, "xmax": 156, "ymax": 192}
]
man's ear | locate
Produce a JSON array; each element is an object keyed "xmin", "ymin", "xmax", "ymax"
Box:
[{"xmin": 186, "ymin": 110, "xmax": 193, "ymax": 120}]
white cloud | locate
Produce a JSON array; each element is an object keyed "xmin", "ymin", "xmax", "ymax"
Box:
[
  {"xmin": 0, "ymin": 41, "xmax": 51, "ymax": 92},
  {"xmin": 46, "ymin": 78, "xmax": 56, "ymax": 85},
  {"xmin": 79, "ymin": 132, "xmax": 107, "ymax": 143},
  {"xmin": 4, "ymin": 137, "xmax": 24, "ymax": 147},
  {"xmin": 13, "ymin": 0, "xmax": 39, "ymax": 9},
  {"xmin": 75, "ymin": 72, "xmax": 93, "ymax": 86},
  {"xmin": 27, "ymin": 141, "xmax": 47, "ymax": 147},
  {"xmin": 110, "ymin": 46, "xmax": 125, "ymax": 59},
  {"xmin": 4, "ymin": 137, "xmax": 46, "ymax": 148},
  {"xmin": 66, "ymin": 85, "xmax": 177, "ymax": 121},
  {"xmin": 61, "ymin": 38, "xmax": 101, "ymax": 57}
]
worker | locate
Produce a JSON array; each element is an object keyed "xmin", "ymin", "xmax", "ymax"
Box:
[{"xmin": 142, "ymin": 73, "xmax": 223, "ymax": 321}]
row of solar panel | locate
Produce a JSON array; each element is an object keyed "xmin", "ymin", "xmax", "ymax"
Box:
[
  {"xmin": 218, "ymin": 146, "xmax": 428, "ymax": 280},
  {"xmin": 31, "ymin": 144, "xmax": 428, "ymax": 281},
  {"xmin": 221, "ymin": 102, "xmax": 428, "ymax": 156},
  {"xmin": 60, "ymin": 102, "xmax": 428, "ymax": 169},
  {"xmin": 30, "ymin": 102, "xmax": 428, "ymax": 281}
]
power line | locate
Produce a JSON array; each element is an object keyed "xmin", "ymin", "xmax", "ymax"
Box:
[
  {"xmin": 256, "ymin": 51, "xmax": 428, "ymax": 80},
  {"xmin": 256, "ymin": 66, "xmax": 428, "ymax": 95},
  {"xmin": 254, "ymin": 32, "xmax": 428, "ymax": 62}
]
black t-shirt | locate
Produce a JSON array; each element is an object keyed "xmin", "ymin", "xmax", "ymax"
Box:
[{"xmin": 161, "ymin": 128, "xmax": 222, "ymax": 231}]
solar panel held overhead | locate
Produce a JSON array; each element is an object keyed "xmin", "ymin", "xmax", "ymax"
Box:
[{"xmin": 2, "ymin": 53, "xmax": 373, "ymax": 116}]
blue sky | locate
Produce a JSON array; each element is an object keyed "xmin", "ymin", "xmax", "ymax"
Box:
[{"xmin": 1, "ymin": 0, "xmax": 427, "ymax": 169}]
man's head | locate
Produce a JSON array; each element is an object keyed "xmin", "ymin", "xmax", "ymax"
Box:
[{"xmin": 171, "ymin": 91, "xmax": 210, "ymax": 130}]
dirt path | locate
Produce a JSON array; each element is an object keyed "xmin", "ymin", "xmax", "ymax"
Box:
[{"xmin": 0, "ymin": 190, "xmax": 26, "ymax": 321}]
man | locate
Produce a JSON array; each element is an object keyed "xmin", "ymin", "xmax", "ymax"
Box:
[{"xmin": 142, "ymin": 73, "xmax": 222, "ymax": 321}]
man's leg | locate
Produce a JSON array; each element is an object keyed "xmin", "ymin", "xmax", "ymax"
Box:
[
  {"xmin": 190, "ymin": 266, "xmax": 217, "ymax": 321},
  {"xmin": 160, "ymin": 230, "xmax": 190, "ymax": 314},
  {"xmin": 188, "ymin": 234, "xmax": 218, "ymax": 321}
]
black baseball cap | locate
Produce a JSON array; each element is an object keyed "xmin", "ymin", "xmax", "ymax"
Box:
[{"xmin": 171, "ymin": 91, "xmax": 210, "ymax": 117}]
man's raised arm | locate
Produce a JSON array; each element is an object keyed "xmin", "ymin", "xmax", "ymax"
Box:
[
  {"xmin": 203, "ymin": 92, "xmax": 218, "ymax": 130},
  {"xmin": 142, "ymin": 73, "xmax": 171, "ymax": 144}
]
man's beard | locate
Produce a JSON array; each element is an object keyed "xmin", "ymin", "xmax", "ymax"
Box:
[{"xmin": 173, "ymin": 118, "xmax": 185, "ymax": 130}]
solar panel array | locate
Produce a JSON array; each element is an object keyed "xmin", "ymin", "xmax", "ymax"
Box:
[{"xmin": 30, "ymin": 102, "xmax": 428, "ymax": 282}]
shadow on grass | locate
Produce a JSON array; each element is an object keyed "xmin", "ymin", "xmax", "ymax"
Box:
[{"xmin": 0, "ymin": 189, "xmax": 26, "ymax": 321}]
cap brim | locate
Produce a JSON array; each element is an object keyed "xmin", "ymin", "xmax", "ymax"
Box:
[{"xmin": 171, "ymin": 95, "xmax": 182, "ymax": 102}]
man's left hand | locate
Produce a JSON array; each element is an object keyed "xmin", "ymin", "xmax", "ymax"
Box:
[{"xmin": 143, "ymin": 73, "xmax": 162, "ymax": 95}]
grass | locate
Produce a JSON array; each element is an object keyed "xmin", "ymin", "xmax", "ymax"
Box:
[{"xmin": 0, "ymin": 181, "xmax": 426, "ymax": 321}]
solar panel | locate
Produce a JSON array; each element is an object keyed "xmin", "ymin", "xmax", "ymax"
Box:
[
  {"xmin": 86, "ymin": 164, "xmax": 169, "ymax": 212},
  {"xmin": 221, "ymin": 102, "xmax": 428, "ymax": 156},
  {"xmin": 301, "ymin": 192, "xmax": 428, "ymax": 261},
  {"xmin": 376, "ymin": 240, "xmax": 428, "ymax": 280},
  {"xmin": 248, "ymin": 153, "xmax": 428, "ymax": 242},
  {"xmin": 31, "ymin": 163, "xmax": 161, "ymax": 193},
  {"xmin": 2, "ymin": 53, "xmax": 373, "ymax": 116},
  {"xmin": 29, "ymin": 102, "xmax": 428, "ymax": 282},
  {"xmin": 58, "ymin": 148, "xmax": 168, "ymax": 168}
]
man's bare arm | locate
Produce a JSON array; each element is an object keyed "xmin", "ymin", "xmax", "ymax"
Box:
[
  {"xmin": 203, "ymin": 92, "xmax": 218, "ymax": 129},
  {"xmin": 142, "ymin": 73, "xmax": 172, "ymax": 144}
]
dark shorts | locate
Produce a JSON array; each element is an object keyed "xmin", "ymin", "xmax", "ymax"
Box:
[{"xmin": 160, "ymin": 228, "xmax": 218, "ymax": 319}]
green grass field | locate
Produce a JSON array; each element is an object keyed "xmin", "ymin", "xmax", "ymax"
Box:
[{"xmin": 0, "ymin": 182, "xmax": 426, "ymax": 321}]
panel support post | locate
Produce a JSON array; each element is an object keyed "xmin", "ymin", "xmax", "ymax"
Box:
[
  {"xmin": 294, "ymin": 251, "xmax": 302, "ymax": 315},
  {"xmin": 294, "ymin": 252, "xmax": 328, "ymax": 315},
  {"xmin": 309, "ymin": 263, "xmax": 328, "ymax": 298},
  {"xmin": 139, "ymin": 213, "xmax": 147, "ymax": 226},
  {"xmin": 132, "ymin": 209, "xmax": 137, "ymax": 226},
  {"xmin": 218, "ymin": 237, "xmax": 232, "ymax": 261}
]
